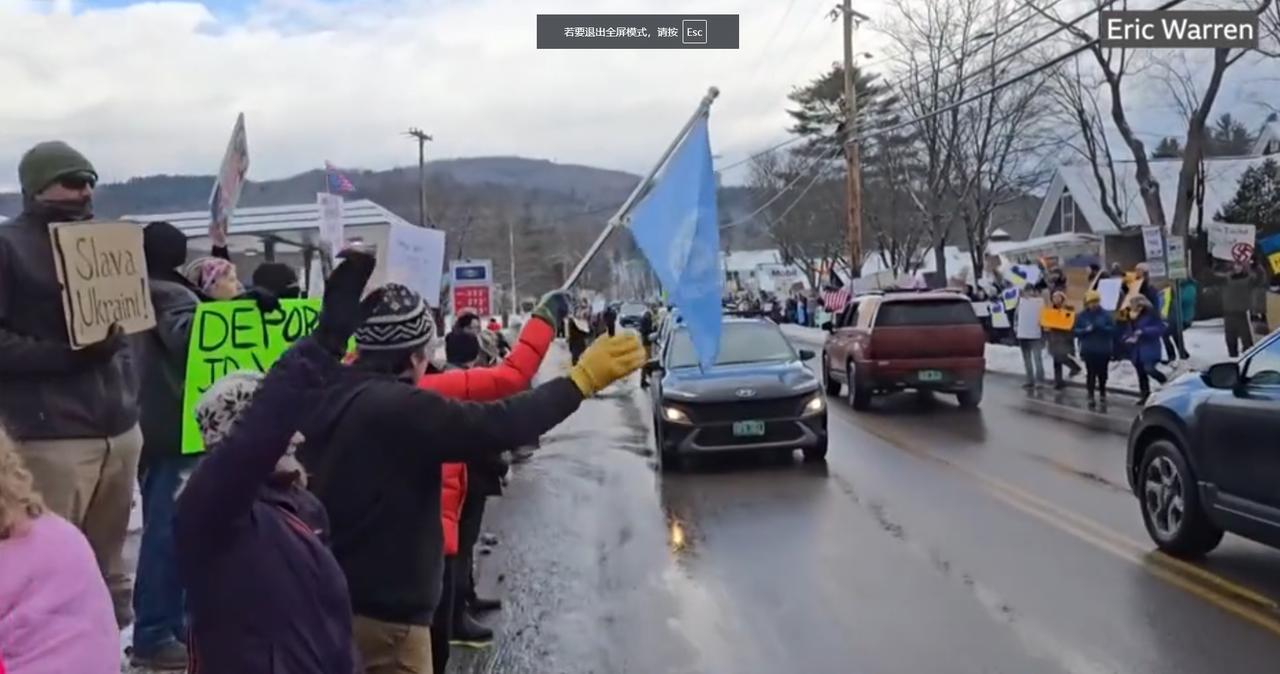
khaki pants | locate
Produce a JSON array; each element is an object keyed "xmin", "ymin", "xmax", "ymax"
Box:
[
  {"xmin": 353, "ymin": 614, "xmax": 433, "ymax": 674},
  {"xmin": 16, "ymin": 425, "xmax": 143, "ymax": 627}
]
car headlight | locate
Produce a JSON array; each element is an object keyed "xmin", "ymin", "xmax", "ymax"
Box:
[
  {"xmin": 662, "ymin": 405, "xmax": 692, "ymax": 424},
  {"xmin": 802, "ymin": 393, "xmax": 826, "ymax": 416}
]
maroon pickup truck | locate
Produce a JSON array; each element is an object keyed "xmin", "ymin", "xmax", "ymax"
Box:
[{"xmin": 821, "ymin": 291, "xmax": 986, "ymax": 410}]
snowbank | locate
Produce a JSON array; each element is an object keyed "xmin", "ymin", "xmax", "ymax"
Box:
[{"xmin": 781, "ymin": 320, "xmax": 1238, "ymax": 395}]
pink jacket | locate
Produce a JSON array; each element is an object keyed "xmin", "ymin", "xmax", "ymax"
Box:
[{"xmin": 0, "ymin": 514, "xmax": 119, "ymax": 674}]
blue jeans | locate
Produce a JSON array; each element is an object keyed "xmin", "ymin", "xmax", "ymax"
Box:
[{"xmin": 132, "ymin": 453, "xmax": 198, "ymax": 654}]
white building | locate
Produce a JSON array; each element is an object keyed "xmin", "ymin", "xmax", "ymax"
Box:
[
  {"xmin": 721, "ymin": 249, "xmax": 811, "ymax": 294},
  {"xmin": 123, "ymin": 199, "xmax": 416, "ymax": 295}
]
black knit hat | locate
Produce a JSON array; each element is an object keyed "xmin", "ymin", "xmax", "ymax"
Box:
[
  {"xmin": 143, "ymin": 221, "xmax": 189, "ymax": 274},
  {"xmin": 252, "ymin": 263, "xmax": 300, "ymax": 296},
  {"xmin": 18, "ymin": 141, "xmax": 97, "ymax": 195},
  {"xmin": 445, "ymin": 331, "xmax": 480, "ymax": 365},
  {"xmin": 354, "ymin": 283, "xmax": 435, "ymax": 351}
]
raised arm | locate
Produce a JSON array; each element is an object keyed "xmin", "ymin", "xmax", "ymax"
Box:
[
  {"xmin": 419, "ymin": 316, "xmax": 555, "ymax": 401},
  {"xmin": 393, "ymin": 334, "xmax": 645, "ymax": 462}
]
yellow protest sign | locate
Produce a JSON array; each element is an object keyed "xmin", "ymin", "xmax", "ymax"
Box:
[
  {"xmin": 1040, "ymin": 307, "xmax": 1076, "ymax": 331},
  {"xmin": 48, "ymin": 220, "xmax": 156, "ymax": 348},
  {"xmin": 181, "ymin": 299, "xmax": 322, "ymax": 454}
]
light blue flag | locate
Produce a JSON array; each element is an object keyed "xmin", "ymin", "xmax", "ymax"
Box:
[{"xmin": 628, "ymin": 115, "xmax": 722, "ymax": 369}]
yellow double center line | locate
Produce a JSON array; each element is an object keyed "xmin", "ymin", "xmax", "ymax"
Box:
[{"xmin": 852, "ymin": 418, "xmax": 1280, "ymax": 638}]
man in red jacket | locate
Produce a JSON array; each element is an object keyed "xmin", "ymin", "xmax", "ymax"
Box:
[{"xmin": 420, "ymin": 292, "xmax": 566, "ymax": 671}]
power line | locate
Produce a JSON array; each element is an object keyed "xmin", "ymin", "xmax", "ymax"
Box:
[{"xmin": 720, "ymin": 145, "xmax": 844, "ymax": 230}]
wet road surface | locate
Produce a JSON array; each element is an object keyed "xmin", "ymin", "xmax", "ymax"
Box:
[{"xmin": 455, "ymin": 340, "xmax": 1280, "ymax": 674}]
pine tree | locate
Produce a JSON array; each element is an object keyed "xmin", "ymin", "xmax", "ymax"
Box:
[
  {"xmin": 1207, "ymin": 113, "xmax": 1256, "ymax": 157},
  {"xmin": 1152, "ymin": 136, "xmax": 1182, "ymax": 159},
  {"xmin": 1216, "ymin": 158, "xmax": 1280, "ymax": 235},
  {"xmin": 785, "ymin": 62, "xmax": 914, "ymax": 177}
]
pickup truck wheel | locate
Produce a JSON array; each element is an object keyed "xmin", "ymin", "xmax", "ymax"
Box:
[
  {"xmin": 956, "ymin": 382, "xmax": 983, "ymax": 409},
  {"xmin": 823, "ymin": 356, "xmax": 842, "ymax": 396},
  {"xmin": 1139, "ymin": 440, "xmax": 1223, "ymax": 559},
  {"xmin": 847, "ymin": 364, "xmax": 871, "ymax": 411}
]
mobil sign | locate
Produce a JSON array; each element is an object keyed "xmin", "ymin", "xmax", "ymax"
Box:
[{"xmin": 450, "ymin": 259, "xmax": 493, "ymax": 316}]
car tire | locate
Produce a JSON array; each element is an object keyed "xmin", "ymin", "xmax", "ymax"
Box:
[
  {"xmin": 956, "ymin": 382, "xmax": 983, "ymax": 409},
  {"xmin": 1139, "ymin": 440, "xmax": 1224, "ymax": 559},
  {"xmin": 803, "ymin": 437, "xmax": 828, "ymax": 463},
  {"xmin": 823, "ymin": 356, "xmax": 842, "ymax": 397},
  {"xmin": 848, "ymin": 364, "xmax": 871, "ymax": 411}
]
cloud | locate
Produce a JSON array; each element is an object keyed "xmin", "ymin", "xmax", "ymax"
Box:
[
  {"xmin": 0, "ymin": 0, "xmax": 850, "ymax": 193},
  {"xmin": 0, "ymin": 0, "xmax": 1272, "ymax": 198}
]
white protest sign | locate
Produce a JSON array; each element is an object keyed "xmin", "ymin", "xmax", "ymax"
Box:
[
  {"xmin": 1207, "ymin": 222, "xmax": 1256, "ymax": 261},
  {"xmin": 1167, "ymin": 237, "xmax": 1188, "ymax": 280},
  {"xmin": 48, "ymin": 220, "xmax": 156, "ymax": 348},
  {"xmin": 317, "ymin": 192, "xmax": 344, "ymax": 258},
  {"xmin": 592, "ymin": 297, "xmax": 607, "ymax": 314},
  {"xmin": 1015, "ymin": 296, "xmax": 1043, "ymax": 340},
  {"xmin": 1097, "ymin": 278, "xmax": 1124, "ymax": 311},
  {"xmin": 990, "ymin": 301, "xmax": 1010, "ymax": 329},
  {"xmin": 385, "ymin": 223, "xmax": 446, "ymax": 307},
  {"xmin": 209, "ymin": 113, "xmax": 249, "ymax": 243}
]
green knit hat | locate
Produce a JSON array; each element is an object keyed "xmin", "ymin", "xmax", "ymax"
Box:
[{"xmin": 18, "ymin": 141, "xmax": 98, "ymax": 196}]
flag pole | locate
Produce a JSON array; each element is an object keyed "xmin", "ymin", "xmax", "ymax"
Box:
[{"xmin": 561, "ymin": 86, "xmax": 720, "ymax": 292}]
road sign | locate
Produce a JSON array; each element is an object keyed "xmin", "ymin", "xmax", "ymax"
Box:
[{"xmin": 450, "ymin": 259, "xmax": 493, "ymax": 315}]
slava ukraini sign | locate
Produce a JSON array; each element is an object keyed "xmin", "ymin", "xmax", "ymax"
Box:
[{"xmin": 48, "ymin": 220, "xmax": 156, "ymax": 348}]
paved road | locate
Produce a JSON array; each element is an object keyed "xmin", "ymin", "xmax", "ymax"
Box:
[{"xmin": 454, "ymin": 339, "xmax": 1280, "ymax": 674}]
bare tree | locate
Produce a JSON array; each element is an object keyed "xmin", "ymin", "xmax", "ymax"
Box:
[
  {"xmin": 747, "ymin": 152, "xmax": 848, "ymax": 287},
  {"xmin": 1047, "ymin": 60, "xmax": 1126, "ymax": 228},
  {"xmin": 883, "ymin": 0, "xmax": 994, "ymax": 283},
  {"xmin": 1032, "ymin": 0, "xmax": 1275, "ymax": 236}
]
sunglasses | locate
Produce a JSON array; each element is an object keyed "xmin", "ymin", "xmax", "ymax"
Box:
[{"xmin": 58, "ymin": 175, "xmax": 96, "ymax": 190}]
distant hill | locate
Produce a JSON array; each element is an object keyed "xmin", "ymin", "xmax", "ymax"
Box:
[{"xmin": 0, "ymin": 156, "xmax": 768, "ymax": 295}]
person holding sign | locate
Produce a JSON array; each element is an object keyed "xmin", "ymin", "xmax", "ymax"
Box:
[
  {"xmin": 1073, "ymin": 291, "xmax": 1116, "ymax": 408},
  {"xmin": 1044, "ymin": 291, "xmax": 1082, "ymax": 389},
  {"xmin": 174, "ymin": 250, "xmax": 379, "ymax": 674},
  {"xmin": 0, "ymin": 141, "xmax": 143, "ymax": 628},
  {"xmin": 1015, "ymin": 284, "xmax": 1047, "ymax": 389},
  {"xmin": 298, "ymin": 283, "xmax": 642, "ymax": 674}
]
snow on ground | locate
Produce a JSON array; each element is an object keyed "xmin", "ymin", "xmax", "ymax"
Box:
[{"xmin": 781, "ymin": 320, "xmax": 1240, "ymax": 395}]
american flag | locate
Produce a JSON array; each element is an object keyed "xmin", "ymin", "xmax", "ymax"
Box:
[
  {"xmin": 821, "ymin": 287, "xmax": 851, "ymax": 313},
  {"xmin": 325, "ymin": 161, "xmax": 356, "ymax": 193}
]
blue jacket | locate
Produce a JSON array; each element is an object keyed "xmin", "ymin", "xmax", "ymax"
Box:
[
  {"xmin": 1127, "ymin": 311, "xmax": 1166, "ymax": 366},
  {"xmin": 176, "ymin": 339, "xmax": 360, "ymax": 674},
  {"xmin": 1072, "ymin": 307, "xmax": 1115, "ymax": 358}
]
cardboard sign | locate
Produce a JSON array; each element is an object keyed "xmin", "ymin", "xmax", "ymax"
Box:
[
  {"xmin": 1208, "ymin": 222, "xmax": 1256, "ymax": 261},
  {"xmin": 1040, "ymin": 307, "xmax": 1075, "ymax": 331},
  {"xmin": 48, "ymin": 220, "xmax": 156, "ymax": 348},
  {"xmin": 1063, "ymin": 267, "xmax": 1091, "ymax": 307},
  {"xmin": 1267, "ymin": 292, "xmax": 1280, "ymax": 333},
  {"xmin": 181, "ymin": 299, "xmax": 322, "ymax": 454},
  {"xmin": 385, "ymin": 223, "xmax": 446, "ymax": 307}
]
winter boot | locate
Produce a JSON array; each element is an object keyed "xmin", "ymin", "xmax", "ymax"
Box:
[
  {"xmin": 130, "ymin": 639, "xmax": 189, "ymax": 671},
  {"xmin": 469, "ymin": 595, "xmax": 503, "ymax": 613},
  {"xmin": 451, "ymin": 612, "xmax": 494, "ymax": 648}
]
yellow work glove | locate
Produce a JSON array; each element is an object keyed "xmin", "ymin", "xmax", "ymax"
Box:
[{"xmin": 568, "ymin": 334, "xmax": 647, "ymax": 397}]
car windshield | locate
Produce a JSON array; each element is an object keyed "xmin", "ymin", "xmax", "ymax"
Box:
[
  {"xmin": 875, "ymin": 300, "xmax": 978, "ymax": 327},
  {"xmin": 666, "ymin": 322, "xmax": 795, "ymax": 368},
  {"xmin": 621, "ymin": 303, "xmax": 647, "ymax": 316}
]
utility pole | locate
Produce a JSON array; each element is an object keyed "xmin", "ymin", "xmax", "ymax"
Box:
[
  {"xmin": 842, "ymin": 0, "xmax": 867, "ymax": 279},
  {"xmin": 405, "ymin": 128, "xmax": 433, "ymax": 227},
  {"xmin": 508, "ymin": 218, "xmax": 517, "ymax": 314}
]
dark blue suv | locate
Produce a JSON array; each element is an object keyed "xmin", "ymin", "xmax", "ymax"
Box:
[{"xmin": 1126, "ymin": 329, "xmax": 1280, "ymax": 558}]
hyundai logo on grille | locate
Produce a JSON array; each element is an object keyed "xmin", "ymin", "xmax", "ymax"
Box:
[{"xmin": 735, "ymin": 388, "xmax": 757, "ymax": 398}]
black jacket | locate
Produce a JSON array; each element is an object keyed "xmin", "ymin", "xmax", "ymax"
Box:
[
  {"xmin": 0, "ymin": 211, "xmax": 139, "ymax": 439},
  {"xmin": 137, "ymin": 278, "xmax": 201, "ymax": 458},
  {"xmin": 299, "ymin": 369, "xmax": 584, "ymax": 626}
]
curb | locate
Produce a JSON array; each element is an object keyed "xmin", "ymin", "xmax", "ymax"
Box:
[{"xmin": 985, "ymin": 370, "xmax": 1142, "ymax": 398}]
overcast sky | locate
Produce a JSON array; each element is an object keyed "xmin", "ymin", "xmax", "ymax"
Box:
[{"xmin": 0, "ymin": 0, "xmax": 1274, "ymax": 195}]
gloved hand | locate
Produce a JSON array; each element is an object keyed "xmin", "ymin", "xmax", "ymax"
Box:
[
  {"xmin": 532, "ymin": 290, "xmax": 571, "ymax": 327},
  {"xmin": 315, "ymin": 250, "xmax": 380, "ymax": 358},
  {"xmin": 75, "ymin": 323, "xmax": 127, "ymax": 364},
  {"xmin": 239, "ymin": 287, "xmax": 281, "ymax": 314},
  {"xmin": 568, "ymin": 333, "xmax": 646, "ymax": 397}
]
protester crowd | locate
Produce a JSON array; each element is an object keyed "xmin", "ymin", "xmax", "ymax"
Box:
[{"xmin": 0, "ymin": 141, "xmax": 647, "ymax": 674}]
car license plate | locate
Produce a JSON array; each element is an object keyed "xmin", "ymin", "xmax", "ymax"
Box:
[
  {"xmin": 918, "ymin": 370, "xmax": 944, "ymax": 382},
  {"xmin": 732, "ymin": 420, "xmax": 766, "ymax": 437}
]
